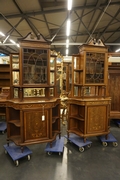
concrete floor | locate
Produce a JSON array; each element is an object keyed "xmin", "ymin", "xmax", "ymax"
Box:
[{"xmin": 0, "ymin": 120, "xmax": 120, "ymax": 180}]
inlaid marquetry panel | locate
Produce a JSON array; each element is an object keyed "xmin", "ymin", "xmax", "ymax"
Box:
[
  {"xmin": 24, "ymin": 110, "xmax": 49, "ymax": 141},
  {"xmin": 87, "ymin": 106, "xmax": 106, "ymax": 133}
]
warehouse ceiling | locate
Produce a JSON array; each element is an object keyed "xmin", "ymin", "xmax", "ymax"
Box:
[{"xmin": 0, "ymin": 0, "xmax": 120, "ymax": 56}]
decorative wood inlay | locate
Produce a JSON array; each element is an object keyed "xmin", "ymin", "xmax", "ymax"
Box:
[
  {"xmin": 87, "ymin": 106, "xmax": 106, "ymax": 133},
  {"xmin": 24, "ymin": 110, "xmax": 48, "ymax": 141}
]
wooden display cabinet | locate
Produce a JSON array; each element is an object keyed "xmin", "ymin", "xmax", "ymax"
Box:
[
  {"xmin": 0, "ymin": 64, "xmax": 10, "ymax": 92},
  {"xmin": 6, "ymin": 32, "xmax": 61, "ymax": 149},
  {"xmin": 62, "ymin": 62, "xmax": 72, "ymax": 93},
  {"xmin": 108, "ymin": 53, "xmax": 120, "ymax": 120},
  {"xmin": 67, "ymin": 42, "xmax": 111, "ymax": 142}
]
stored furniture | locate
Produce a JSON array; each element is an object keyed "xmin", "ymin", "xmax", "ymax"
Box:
[
  {"xmin": 6, "ymin": 33, "xmax": 61, "ymax": 150},
  {"xmin": 62, "ymin": 62, "xmax": 72, "ymax": 93},
  {"xmin": 0, "ymin": 87, "xmax": 10, "ymax": 133},
  {"xmin": 108, "ymin": 53, "xmax": 120, "ymax": 120},
  {"xmin": 0, "ymin": 64, "xmax": 10, "ymax": 93},
  {"xmin": 67, "ymin": 40, "xmax": 111, "ymax": 142}
]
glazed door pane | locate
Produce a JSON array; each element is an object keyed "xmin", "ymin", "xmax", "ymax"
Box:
[{"xmin": 23, "ymin": 48, "xmax": 47, "ymax": 84}]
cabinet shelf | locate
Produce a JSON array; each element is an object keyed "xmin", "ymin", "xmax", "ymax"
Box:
[
  {"xmin": 7, "ymin": 135, "xmax": 21, "ymax": 145},
  {"xmin": 74, "ymin": 69, "xmax": 83, "ymax": 72},
  {"xmin": 69, "ymin": 116, "xmax": 84, "ymax": 121},
  {"xmin": 12, "ymin": 68, "xmax": 19, "ymax": 71},
  {"xmin": 52, "ymin": 116, "xmax": 59, "ymax": 123},
  {"xmin": 68, "ymin": 129, "xmax": 84, "ymax": 136},
  {"xmin": 8, "ymin": 120, "xmax": 20, "ymax": 127}
]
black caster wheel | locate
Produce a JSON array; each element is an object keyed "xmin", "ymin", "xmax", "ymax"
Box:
[
  {"xmin": 113, "ymin": 142, "xmax": 118, "ymax": 147},
  {"xmin": 47, "ymin": 152, "xmax": 52, "ymax": 155},
  {"xmin": 79, "ymin": 146, "xmax": 84, "ymax": 152},
  {"xmin": 102, "ymin": 142, "xmax": 108, "ymax": 147},
  {"xmin": 4, "ymin": 150, "xmax": 7, "ymax": 154},
  {"xmin": 87, "ymin": 144, "xmax": 92, "ymax": 148},
  {"xmin": 15, "ymin": 160, "xmax": 19, "ymax": 167},
  {"xmin": 27, "ymin": 154, "xmax": 31, "ymax": 160}
]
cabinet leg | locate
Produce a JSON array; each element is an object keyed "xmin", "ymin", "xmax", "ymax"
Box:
[
  {"xmin": 21, "ymin": 146, "xmax": 24, "ymax": 153},
  {"xmin": 84, "ymin": 137, "xmax": 86, "ymax": 143},
  {"xmin": 59, "ymin": 133, "xmax": 61, "ymax": 139},
  {"xmin": 50, "ymin": 142, "xmax": 52, "ymax": 148},
  {"xmin": 105, "ymin": 134, "xmax": 108, "ymax": 140},
  {"xmin": 7, "ymin": 140, "xmax": 9, "ymax": 146},
  {"xmin": 67, "ymin": 132, "xmax": 69, "ymax": 138}
]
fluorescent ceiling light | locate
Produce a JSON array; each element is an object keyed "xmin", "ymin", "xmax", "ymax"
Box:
[
  {"xmin": 10, "ymin": 39, "xmax": 16, "ymax": 44},
  {"xmin": 66, "ymin": 39, "xmax": 69, "ymax": 48},
  {"xmin": 115, "ymin": 48, "xmax": 120, "ymax": 52},
  {"xmin": 16, "ymin": 43, "xmax": 20, "ymax": 47},
  {"xmin": 66, "ymin": 19, "xmax": 70, "ymax": 36},
  {"xmin": 68, "ymin": 0, "xmax": 72, "ymax": 10},
  {"xmin": 0, "ymin": 32, "xmax": 5, "ymax": 36},
  {"xmin": 66, "ymin": 49, "xmax": 68, "ymax": 55},
  {"xmin": 10, "ymin": 39, "xmax": 20, "ymax": 47},
  {"xmin": 3, "ymin": 35, "xmax": 10, "ymax": 44}
]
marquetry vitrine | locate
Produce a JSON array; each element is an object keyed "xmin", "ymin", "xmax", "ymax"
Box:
[
  {"xmin": 6, "ymin": 33, "xmax": 61, "ymax": 149},
  {"xmin": 67, "ymin": 41, "xmax": 111, "ymax": 142}
]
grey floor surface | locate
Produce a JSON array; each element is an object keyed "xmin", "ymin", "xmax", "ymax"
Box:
[{"xmin": 0, "ymin": 120, "xmax": 120, "ymax": 180}]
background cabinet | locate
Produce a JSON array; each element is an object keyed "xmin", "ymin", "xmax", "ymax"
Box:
[
  {"xmin": 0, "ymin": 64, "xmax": 10, "ymax": 93},
  {"xmin": 108, "ymin": 53, "xmax": 120, "ymax": 120},
  {"xmin": 62, "ymin": 62, "xmax": 72, "ymax": 93}
]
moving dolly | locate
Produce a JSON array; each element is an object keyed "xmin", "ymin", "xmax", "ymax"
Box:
[
  {"xmin": 64, "ymin": 133, "xmax": 92, "ymax": 152},
  {"xmin": 3, "ymin": 142, "xmax": 32, "ymax": 166},
  {"xmin": 45, "ymin": 137, "xmax": 64, "ymax": 155},
  {"xmin": 0, "ymin": 121, "xmax": 7, "ymax": 134},
  {"xmin": 98, "ymin": 132, "xmax": 118, "ymax": 147},
  {"xmin": 113, "ymin": 120, "xmax": 120, "ymax": 127}
]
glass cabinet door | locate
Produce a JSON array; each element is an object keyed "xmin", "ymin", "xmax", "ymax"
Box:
[
  {"xmin": 23, "ymin": 48, "xmax": 48, "ymax": 84},
  {"xmin": 85, "ymin": 52, "xmax": 105, "ymax": 84}
]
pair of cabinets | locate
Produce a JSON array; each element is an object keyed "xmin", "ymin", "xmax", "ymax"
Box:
[{"xmin": 67, "ymin": 44, "xmax": 111, "ymax": 141}]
